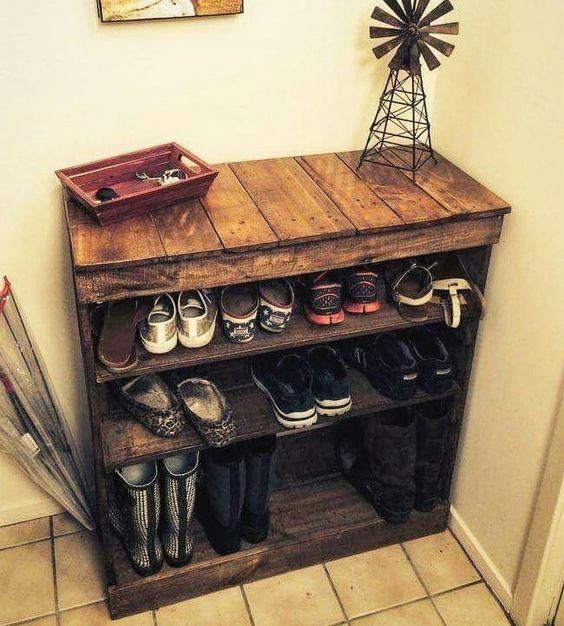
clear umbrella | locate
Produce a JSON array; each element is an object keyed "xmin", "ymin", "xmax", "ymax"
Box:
[{"xmin": 0, "ymin": 277, "xmax": 94, "ymax": 529}]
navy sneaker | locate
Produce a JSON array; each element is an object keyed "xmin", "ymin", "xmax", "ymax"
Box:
[
  {"xmin": 307, "ymin": 346, "xmax": 352, "ymax": 417},
  {"xmin": 407, "ymin": 329, "xmax": 455, "ymax": 394},
  {"xmin": 251, "ymin": 354, "xmax": 317, "ymax": 429},
  {"xmin": 345, "ymin": 333, "xmax": 418, "ymax": 400}
]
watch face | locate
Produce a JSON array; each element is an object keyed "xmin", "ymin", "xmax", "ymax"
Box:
[{"xmin": 98, "ymin": 0, "xmax": 243, "ymax": 22}]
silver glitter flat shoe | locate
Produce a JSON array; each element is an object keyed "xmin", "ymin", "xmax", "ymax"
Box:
[
  {"xmin": 139, "ymin": 294, "xmax": 178, "ymax": 354},
  {"xmin": 177, "ymin": 289, "xmax": 218, "ymax": 349}
]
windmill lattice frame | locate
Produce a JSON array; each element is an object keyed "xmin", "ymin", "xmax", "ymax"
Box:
[{"xmin": 358, "ymin": 0, "xmax": 459, "ymax": 179}]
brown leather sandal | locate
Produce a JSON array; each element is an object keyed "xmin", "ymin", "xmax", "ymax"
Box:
[{"xmin": 97, "ymin": 299, "xmax": 139, "ymax": 372}]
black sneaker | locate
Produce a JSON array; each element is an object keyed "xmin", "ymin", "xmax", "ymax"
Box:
[
  {"xmin": 251, "ymin": 354, "xmax": 317, "ymax": 429},
  {"xmin": 345, "ymin": 333, "xmax": 418, "ymax": 400},
  {"xmin": 407, "ymin": 329, "xmax": 455, "ymax": 394},
  {"xmin": 307, "ymin": 346, "xmax": 352, "ymax": 417}
]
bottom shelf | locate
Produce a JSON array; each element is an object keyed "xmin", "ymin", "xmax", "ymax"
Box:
[{"xmin": 106, "ymin": 475, "xmax": 449, "ymax": 618}]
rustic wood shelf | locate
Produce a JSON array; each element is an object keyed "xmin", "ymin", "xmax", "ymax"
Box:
[
  {"xmin": 102, "ymin": 366, "xmax": 461, "ymax": 470},
  {"xmin": 94, "ymin": 298, "xmax": 478, "ymax": 383},
  {"xmin": 106, "ymin": 476, "xmax": 449, "ymax": 616},
  {"xmin": 64, "ymin": 148, "xmax": 510, "ymax": 619}
]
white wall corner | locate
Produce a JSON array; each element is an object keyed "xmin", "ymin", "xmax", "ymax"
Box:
[{"xmin": 449, "ymin": 505, "xmax": 513, "ymax": 610}]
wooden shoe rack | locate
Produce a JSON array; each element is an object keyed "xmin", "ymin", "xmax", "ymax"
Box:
[{"xmin": 63, "ymin": 150, "xmax": 510, "ymax": 619}]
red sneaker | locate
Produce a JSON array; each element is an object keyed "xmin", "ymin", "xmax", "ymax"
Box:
[
  {"xmin": 299, "ymin": 272, "xmax": 345, "ymax": 326},
  {"xmin": 343, "ymin": 266, "xmax": 381, "ymax": 314}
]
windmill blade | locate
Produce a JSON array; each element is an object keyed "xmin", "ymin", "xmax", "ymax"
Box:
[
  {"xmin": 373, "ymin": 35, "xmax": 404, "ymax": 59},
  {"xmin": 400, "ymin": 0, "xmax": 414, "ymax": 19},
  {"xmin": 370, "ymin": 26, "xmax": 404, "ymax": 39},
  {"xmin": 420, "ymin": 22, "xmax": 459, "ymax": 35},
  {"xmin": 420, "ymin": 32, "xmax": 455, "ymax": 56},
  {"xmin": 371, "ymin": 6, "xmax": 405, "ymax": 28},
  {"xmin": 388, "ymin": 38, "xmax": 411, "ymax": 70},
  {"xmin": 419, "ymin": 0, "xmax": 454, "ymax": 28},
  {"xmin": 382, "ymin": 0, "xmax": 408, "ymax": 21},
  {"xmin": 412, "ymin": 0, "xmax": 432, "ymax": 23},
  {"xmin": 417, "ymin": 39, "xmax": 441, "ymax": 70}
]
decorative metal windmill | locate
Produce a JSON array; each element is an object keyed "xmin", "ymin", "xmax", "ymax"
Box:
[{"xmin": 358, "ymin": 0, "xmax": 459, "ymax": 179}]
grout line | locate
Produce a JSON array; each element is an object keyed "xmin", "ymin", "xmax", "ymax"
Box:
[
  {"xmin": 49, "ymin": 517, "xmax": 62, "ymax": 626},
  {"xmin": 0, "ymin": 536, "xmax": 53, "ymax": 552},
  {"xmin": 322, "ymin": 563, "xmax": 350, "ymax": 625},
  {"xmin": 239, "ymin": 584, "xmax": 256, "ymax": 626},
  {"xmin": 347, "ymin": 597, "xmax": 437, "ymax": 623},
  {"xmin": 399, "ymin": 543, "xmax": 448, "ymax": 626},
  {"xmin": 446, "ymin": 527, "xmax": 484, "ymax": 582},
  {"xmin": 430, "ymin": 579, "xmax": 483, "ymax": 599},
  {"xmin": 152, "ymin": 608, "xmax": 159, "ymax": 626}
]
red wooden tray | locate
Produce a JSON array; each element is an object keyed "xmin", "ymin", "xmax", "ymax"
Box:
[{"xmin": 56, "ymin": 143, "xmax": 219, "ymax": 225}]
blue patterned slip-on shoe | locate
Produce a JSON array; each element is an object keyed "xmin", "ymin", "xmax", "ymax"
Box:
[
  {"xmin": 258, "ymin": 279, "xmax": 294, "ymax": 333},
  {"xmin": 177, "ymin": 289, "xmax": 218, "ymax": 349},
  {"xmin": 344, "ymin": 333, "xmax": 418, "ymax": 401},
  {"xmin": 220, "ymin": 283, "xmax": 259, "ymax": 343},
  {"xmin": 251, "ymin": 353, "xmax": 317, "ymax": 429},
  {"xmin": 407, "ymin": 329, "xmax": 455, "ymax": 394},
  {"xmin": 307, "ymin": 345, "xmax": 352, "ymax": 417}
]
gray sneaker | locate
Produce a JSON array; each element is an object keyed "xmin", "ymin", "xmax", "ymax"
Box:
[
  {"xmin": 139, "ymin": 294, "xmax": 178, "ymax": 354},
  {"xmin": 177, "ymin": 290, "xmax": 218, "ymax": 349}
]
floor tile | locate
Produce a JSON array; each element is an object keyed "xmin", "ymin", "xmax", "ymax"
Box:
[
  {"xmin": 352, "ymin": 599, "xmax": 443, "ymax": 626},
  {"xmin": 156, "ymin": 586, "xmax": 251, "ymax": 626},
  {"xmin": 244, "ymin": 565, "xmax": 345, "ymax": 626},
  {"xmin": 434, "ymin": 583, "xmax": 512, "ymax": 626},
  {"xmin": 60, "ymin": 601, "xmax": 153, "ymax": 625},
  {"xmin": 52, "ymin": 512, "xmax": 85, "ymax": 537},
  {"xmin": 0, "ymin": 517, "xmax": 50, "ymax": 550},
  {"xmin": 0, "ymin": 540, "xmax": 55, "ymax": 625},
  {"xmin": 326, "ymin": 544, "xmax": 426, "ymax": 619},
  {"xmin": 18, "ymin": 616, "xmax": 57, "ymax": 626},
  {"xmin": 403, "ymin": 530, "xmax": 480, "ymax": 594},
  {"xmin": 55, "ymin": 531, "xmax": 106, "ymax": 610}
]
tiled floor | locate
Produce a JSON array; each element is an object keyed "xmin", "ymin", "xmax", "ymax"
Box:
[{"xmin": 0, "ymin": 514, "xmax": 514, "ymax": 626}]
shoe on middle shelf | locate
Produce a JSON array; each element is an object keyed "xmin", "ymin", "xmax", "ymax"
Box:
[
  {"xmin": 220, "ymin": 283, "xmax": 259, "ymax": 343},
  {"xmin": 407, "ymin": 328, "xmax": 455, "ymax": 394},
  {"xmin": 139, "ymin": 294, "xmax": 178, "ymax": 355},
  {"xmin": 307, "ymin": 346, "xmax": 352, "ymax": 417},
  {"xmin": 298, "ymin": 271, "xmax": 344, "ymax": 326},
  {"xmin": 345, "ymin": 333, "xmax": 419, "ymax": 401},
  {"xmin": 343, "ymin": 266, "xmax": 381, "ymax": 314},
  {"xmin": 258, "ymin": 278, "xmax": 294, "ymax": 333},
  {"xmin": 177, "ymin": 289, "xmax": 218, "ymax": 349},
  {"xmin": 251, "ymin": 353, "xmax": 317, "ymax": 429}
]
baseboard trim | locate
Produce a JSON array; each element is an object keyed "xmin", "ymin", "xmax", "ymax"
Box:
[
  {"xmin": 0, "ymin": 498, "xmax": 64, "ymax": 527},
  {"xmin": 449, "ymin": 505, "xmax": 513, "ymax": 610}
]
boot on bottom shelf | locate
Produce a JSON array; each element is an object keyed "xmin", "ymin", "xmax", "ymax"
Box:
[
  {"xmin": 363, "ymin": 410, "xmax": 417, "ymax": 524},
  {"xmin": 414, "ymin": 400, "xmax": 450, "ymax": 511},
  {"xmin": 198, "ymin": 444, "xmax": 245, "ymax": 555},
  {"xmin": 160, "ymin": 451, "xmax": 200, "ymax": 567},
  {"xmin": 109, "ymin": 461, "xmax": 163, "ymax": 577},
  {"xmin": 241, "ymin": 435, "xmax": 277, "ymax": 544}
]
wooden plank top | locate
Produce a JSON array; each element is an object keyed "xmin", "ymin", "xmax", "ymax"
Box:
[{"xmin": 65, "ymin": 150, "xmax": 510, "ymax": 271}]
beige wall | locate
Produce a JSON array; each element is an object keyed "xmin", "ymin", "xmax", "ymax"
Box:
[
  {"xmin": 0, "ymin": 1, "xmax": 438, "ymax": 521},
  {"xmin": 432, "ymin": 0, "xmax": 564, "ymax": 601}
]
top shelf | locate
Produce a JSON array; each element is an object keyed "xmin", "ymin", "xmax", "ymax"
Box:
[{"xmin": 64, "ymin": 150, "xmax": 510, "ymax": 304}]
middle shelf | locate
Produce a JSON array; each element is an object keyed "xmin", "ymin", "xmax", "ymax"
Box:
[{"xmin": 101, "ymin": 365, "xmax": 460, "ymax": 470}]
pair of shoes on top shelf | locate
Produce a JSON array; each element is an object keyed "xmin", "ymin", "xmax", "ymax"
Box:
[
  {"xmin": 344, "ymin": 328, "xmax": 455, "ymax": 401},
  {"xmin": 139, "ymin": 290, "xmax": 218, "ymax": 354},
  {"xmin": 220, "ymin": 279, "xmax": 294, "ymax": 343},
  {"xmin": 110, "ymin": 451, "xmax": 199, "ymax": 576},
  {"xmin": 112, "ymin": 371, "xmax": 235, "ymax": 447},
  {"xmin": 298, "ymin": 266, "xmax": 380, "ymax": 326},
  {"xmin": 337, "ymin": 400, "xmax": 450, "ymax": 524},
  {"xmin": 251, "ymin": 346, "xmax": 351, "ymax": 429}
]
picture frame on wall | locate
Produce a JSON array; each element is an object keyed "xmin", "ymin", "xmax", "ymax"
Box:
[{"xmin": 97, "ymin": 0, "xmax": 243, "ymax": 22}]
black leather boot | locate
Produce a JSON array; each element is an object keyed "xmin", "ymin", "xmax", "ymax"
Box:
[
  {"xmin": 363, "ymin": 410, "xmax": 417, "ymax": 524},
  {"xmin": 414, "ymin": 400, "xmax": 450, "ymax": 511},
  {"xmin": 241, "ymin": 436, "xmax": 276, "ymax": 543},
  {"xmin": 197, "ymin": 444, "xmax": 245, "ymax": 555},
  {"xmin": 160, "ymin": 452, "xmax": 199, "ymax": 567},
  {"xmin": 109, "ymin": 461, "xmax": 163, "ymax": 576}
]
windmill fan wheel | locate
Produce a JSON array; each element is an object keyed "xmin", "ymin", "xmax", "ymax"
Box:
[{"xmin": 370, "ymin": 0, "xmax": 459, "ymax": 74}]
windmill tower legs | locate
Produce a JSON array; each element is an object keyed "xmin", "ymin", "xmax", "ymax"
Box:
[{"xmin": 358, "ymin": 69, "xmax": 436, "ymax": 180}]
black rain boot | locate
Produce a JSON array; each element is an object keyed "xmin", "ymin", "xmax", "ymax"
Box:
[
  {"xmin": 337, "ymin": 434, "xmax": 382, "ymax": 507},
  {"xmin": 160, "ymin": 451, "xmax": 199, "ymax": 567},
  {"xmin": 241, "ymin": 436, "xmax": 276, "ymax": 543},
  {"xmin": 363, "ymin": 410, "xmax": 417, "ymax": 524},
  {"xmin": 109, "ymin": 461, "xmax": 163, "ymax": 576},
  {"xmin": 414, "ymin": 401, "xmax": 450, "ymax": 511},
  {"xmin": 197, "ymin": 444, "xmax": 245, "ymax": 555}
]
